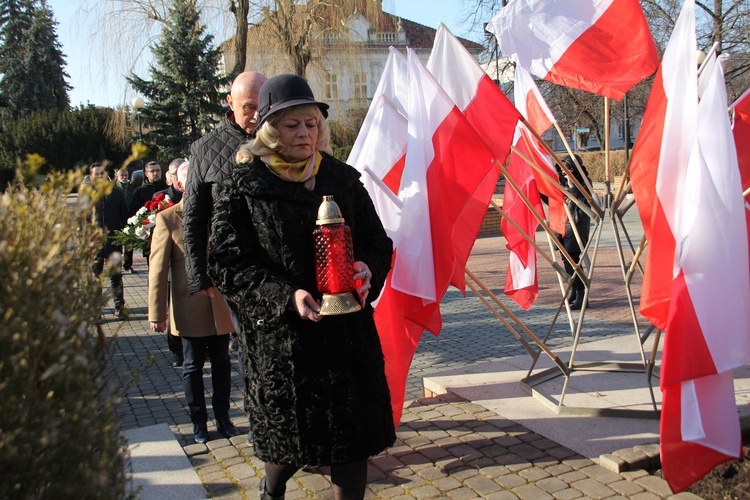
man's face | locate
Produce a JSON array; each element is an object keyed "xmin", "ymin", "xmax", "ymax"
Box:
[
  {"xmin": 226, "ymin": 73, "xmax": 266, "ymax": 135},
  {"xmin": 166, "ymin": 165, "xmax": 179, "ymax": 186},
  {"xmin": 116, "ymin": 170, "xmax": 129, "ymax": 182},
  {"xmin": 145, "ymin": 163, "xmax": 162, "ymax": 183},
  {"xmin": 228, "ymin": 91, "xmax": 261, "ymax": 135},
  {"xmin": 90, "ymin": 166, "xmax": 106, "ymax": 180}
]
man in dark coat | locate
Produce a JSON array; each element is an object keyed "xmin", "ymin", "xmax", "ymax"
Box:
[
  {"xmin": 129, "ymin": 161, "xmax": 167, "ymax": 266},
  {"xmin": 114, "ymin": 168, "xmax": 136, "ymax": 273},
  {"xmin": 182, "ymin": 71, "xmax": 267, "ymax": 296},
  {"xmin": 130, "ymin": 161, "xmax": 167, "ymax": 215},
  {"xmin": 90, "ymin": 162, "xmax": 128, "ymax": 319}
]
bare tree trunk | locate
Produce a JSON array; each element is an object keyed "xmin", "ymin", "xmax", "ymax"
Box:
[{"xmin": 229, "ymin": 0, "xmax": 249, "ymax": 77}]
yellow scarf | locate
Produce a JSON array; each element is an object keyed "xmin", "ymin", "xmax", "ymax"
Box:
[{"xmin": 262, "ymin": 151, "xmax": 322, "ymax": 184}]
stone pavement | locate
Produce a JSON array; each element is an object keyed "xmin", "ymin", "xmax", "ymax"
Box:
[{"xmin": 103, "ymin": 205, "xmax": 706, "ymax": 499}]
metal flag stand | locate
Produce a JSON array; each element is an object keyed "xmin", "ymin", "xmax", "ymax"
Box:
[{"xmin": 464, "ymin": 104, "xmax": 661, "ymax": 418}]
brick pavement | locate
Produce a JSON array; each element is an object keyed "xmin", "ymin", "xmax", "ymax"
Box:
[{"xmin": 104, "ymin": 207, "xmax": 699, "ymax": 499}]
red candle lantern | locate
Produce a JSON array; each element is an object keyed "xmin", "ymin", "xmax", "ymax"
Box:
[{"xmin": 313, "ymin": 195, "xmax": 362, "ymax": 315}]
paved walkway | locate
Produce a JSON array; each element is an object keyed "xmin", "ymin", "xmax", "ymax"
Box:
[{"xmin": 104, "ymin": 206, "xmax": 704, "ymax": 499}]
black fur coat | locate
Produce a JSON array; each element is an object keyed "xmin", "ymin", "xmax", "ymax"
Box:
[{"xmin": 208, "ymin": 153, "xmax": 396, "ymax": 466}]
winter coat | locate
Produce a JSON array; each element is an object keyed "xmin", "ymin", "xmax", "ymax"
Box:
[
  {"xmin": 208, "ymin": 153, "xmax": 396, "ymax": 466},
  {"xmin": 93, "ymin": 185, "xmax": 128, "ymax": 256},
  {"xmin": 183, "ymin": 111, "xmax": 250, "ymax": 294},
  {"xmin": 130, "ymin": 179, "xmax": 167, "ymax": 216},
  {"xmin": 154, "ymin": 184, "xmax": 182, "ymax": 205},
  {"xmin": 148, "ymin": 200, "xmax": 234, "ymax": 338},
  {"xmin": 562, "ymin": 184, "xmax": 591, "ymax": 255}
]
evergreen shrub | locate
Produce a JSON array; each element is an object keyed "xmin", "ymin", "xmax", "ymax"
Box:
[{"xmin": 0, "ymin": 158, "xmax": 131, "ymax": 498}]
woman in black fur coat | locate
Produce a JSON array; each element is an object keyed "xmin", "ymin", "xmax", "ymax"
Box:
[{"xmin": 207, "ymin": 74, "xmax": 395, "ymax": 500}]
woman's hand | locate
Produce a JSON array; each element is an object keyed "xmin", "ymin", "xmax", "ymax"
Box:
[
  {"xmin": 290, "ymin": 289, "xmax": 322, "ymax": 322},
  {"xmin": 354, "ymin": 261, "xmax": 373, "ymax": 307}
]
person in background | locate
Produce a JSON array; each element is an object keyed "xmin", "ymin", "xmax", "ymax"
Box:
[
  {"xmin": 183, "ymin": 71, "xmax": 267, "ymax": 296},
  {"xmin": 183, "ymin": 70, "xmax": 267, "ymax": 444},
  {"xmin": 148, "ymin": 161, "xmax": 241, "ymax": 444},
  {"xmin": 90, "ymin": 162, "xmax": 128, "ymax": 320},
  {"xmin": 155, "ymin": 158, "xmax": 185, "ymax": 204},
  {"xmin": 208, "ymin": 74, "xmax": 395, "ymax": 500},
  {"xmin": 114, "ymin": 168, "xmax": 136, "ymax": 274},
  {"xmin": 560, "ymin": 154, "xmax": 592, "ymax": 310},
  {"xmin": 129, "ymin": 161, "xmax": 167, "ymax": 266},
  {"xmin": 130, "ymin": 161, "xmax": 167, "ymax": 214}
]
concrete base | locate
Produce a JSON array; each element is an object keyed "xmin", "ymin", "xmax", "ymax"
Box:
[
  {"xmin": 423, "ymin": 334, "xmax": 750, "ymax": 461},
  {"xmin": 124, "ymin": 423, "xmax": 206, "ymax": 499}
]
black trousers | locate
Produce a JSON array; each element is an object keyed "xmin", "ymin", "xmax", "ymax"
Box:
[
  {"xmin": 182, "ymin": 335, "xmax": 232, "ymax": 426},
  {"xmin": 564, "ymin": 251, "xmax": 585, "ymax": 291},
  {"xmin": 123, "ymin": 246, "xmax": 133, "ymax": 270},
  {"xmin": 92, "ymin": 244, "xmax": 124, "ymax": 309}
]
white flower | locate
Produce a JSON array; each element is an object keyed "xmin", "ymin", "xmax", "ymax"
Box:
[
  {"xmin": 127, "ymin": 215, "xmax": 139, "ymax": 225},
  {"xmin": 136, "ymin": 206, "xmax": 149, "ymax": 217},
  {"xmin": 135, "ymin": 226, "xmax": 147, "ymax": 239}
]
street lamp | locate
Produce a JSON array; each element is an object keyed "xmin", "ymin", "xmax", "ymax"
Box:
[{"xmin": 131, "ymin": 96, "xmax": 144, "ymax": 142}]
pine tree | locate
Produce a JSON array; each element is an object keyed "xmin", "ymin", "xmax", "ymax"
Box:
[
  {"xmin": 127, "ymin": 0, "xmax": 226, "ymax": 159},
  {"xmin": 0, "ymin": 0, "xmax": 69, "ymax": 120}
]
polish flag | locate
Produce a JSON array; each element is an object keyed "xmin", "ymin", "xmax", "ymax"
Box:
[
  {"xmin": 730, "ymin": 88, "xmax": 750, "ymax": 270},
  {"xmin": 370, "ymin": 50, "xmax": 499, "ymax": 425},
  {"xmin": 426, "ymin": 24, "xmax": 521, "ymax": 290},
  {"xmin": 487, "ymin": 0, "xmax": 659, "ymax": 101},
  {"xmin": 629, "ymin": 0, "xmax": 697, "ymax": 330},
  {"xmin": 427, "ymin": 23, "xmax": 520, "ymax": 165},
  {"xmin": 501, "ymin": 64, "xmax": 560, "ymax": 309},
  {"xmin": 629, "ymin": 1, "xmax": 750, "ymax": 491},
  {"xmin": 391, "ymin": 50, "xmax": 497, "ymax": 306},
  {"xmin": 347, "ymin": 48, "xmax": 417, "ymax": 426},
  {"xmin": 348, "ymin": 50, "xmax": 408, "ymax": 240}
]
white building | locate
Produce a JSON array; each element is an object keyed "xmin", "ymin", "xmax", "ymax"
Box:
[{"xmin": 220, "ymin": 2, "xmax": 484, "ymax": 124}]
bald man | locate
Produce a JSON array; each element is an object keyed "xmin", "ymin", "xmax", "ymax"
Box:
[{"xmin": 183, "ymin": 71, "xmax": 267, "ymax": 296}]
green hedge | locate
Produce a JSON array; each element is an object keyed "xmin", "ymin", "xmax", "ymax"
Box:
[{"xmin": 0, "ymin": 164, "xmax": 131, "ymax": 498}]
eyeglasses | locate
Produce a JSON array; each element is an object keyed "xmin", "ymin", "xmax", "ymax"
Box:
[{"xmin": 146, "ymin": 169, "xmax": 161, "ymax": 174}]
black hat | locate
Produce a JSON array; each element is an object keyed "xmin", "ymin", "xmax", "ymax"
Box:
[{"xmin": 256, "ymin": 74, "xmax": 329, "ymax": 130}]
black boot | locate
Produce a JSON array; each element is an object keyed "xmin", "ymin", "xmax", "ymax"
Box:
[
  {"xmin": 570, "ymin": 291, "xmax": 586, "ymax": 310},
  {"xmin": 259, "ymin": 477, "xmax": 285, "ymax": 500},
  {"xmin": 566, "ymin": 287, "xmax": 577, "ymax": 304}
]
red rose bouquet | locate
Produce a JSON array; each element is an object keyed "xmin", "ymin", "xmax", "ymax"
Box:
[{"xmin": 112, "ymin": 193, "xmax": 174, "ymax": 251}]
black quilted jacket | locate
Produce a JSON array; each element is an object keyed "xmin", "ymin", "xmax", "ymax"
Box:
[
  {"xmin": 207, "ymin": 154, "xmax": 396, "ymax": 466},
  {"xmin": 183, "ymin": 111, "xmax": 249, "ymax": 294}
]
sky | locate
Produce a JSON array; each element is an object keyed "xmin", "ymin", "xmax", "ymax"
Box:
[{"xmin": 46, "ymin": 0, "xmax": 490, "ymax": 109}]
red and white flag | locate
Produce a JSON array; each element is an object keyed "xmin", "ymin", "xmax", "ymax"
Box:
[
  {"xmin": 348, "ymin": 49, "xmax": 408, "ymax": 240},
  {"xmin": 501, "ymin": 64, "xmax": 560, "ymax": 309},
  {"xmin": 630, "ymin": 1, "xmax": 750, "ymax": 491},
  {"xmin": 347, "ymin": 48, "xmax": 416, "ymax": 426},
  {"xmin": 730, "ymin": 88, "xmax": 750, "ymax": 270},
  {"xmin": 368, "ymin": 50, "xmax": 500, "ymax": 425},
  {"xmin": 487, "ymin": 0, "xmax": 659, "ymax": 100},
  {"xmin": 629, "ymin": 0, "xmax": 697, "ymax": 330},
  {"xmin": 426, "ymin": 24, "xmax": 521, "ymax": 291},
  {"xmin": 427, "ymin": 23, "xmax": 520, "ymax": 165}
]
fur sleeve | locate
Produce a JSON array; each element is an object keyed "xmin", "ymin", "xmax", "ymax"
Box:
[{"xmin": 207, "ymin": 180, "xmax": 296, "ymax": 321}]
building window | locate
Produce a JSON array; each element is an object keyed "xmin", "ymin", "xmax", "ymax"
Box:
[
  {"xmin": 353, "ymin": 73, "xmax": 367, "ymax": 100},
  {"xmin": 325, "ymin": 73, "xmax": 338, "ymax": 100}
]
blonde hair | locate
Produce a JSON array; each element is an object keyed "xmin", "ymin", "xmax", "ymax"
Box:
[{"xmin": 236, "ymin": 104, "xmax": 331, "ymax": 164}]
